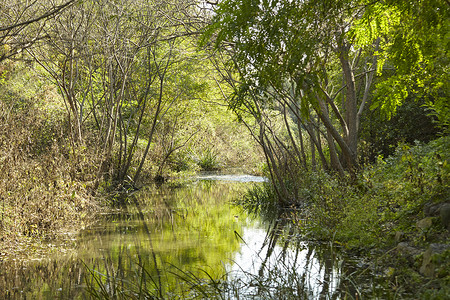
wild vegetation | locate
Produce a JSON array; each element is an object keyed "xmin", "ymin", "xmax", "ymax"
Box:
[
  {"xmin": 0, "ymin": 0, "xmax": 449, "ymax": 298},
  {"xmin": 0, "ymin": 62, "xmax": 99, "ymax": 258},
  {"xmin": 0, "ymin": 0, "xmax": 261, "ymax": 258},
  {"xmin": 201, "ymin": 0, "xmax": 449, "ymax": 297}
]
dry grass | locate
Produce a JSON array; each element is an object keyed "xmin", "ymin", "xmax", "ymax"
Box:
[{"xmin": 0, "ymin": 99, "xmax": 100, "ymax": 260}]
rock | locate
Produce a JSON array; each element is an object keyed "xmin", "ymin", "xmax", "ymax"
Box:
[
  {"xmin": 420, "ymin": 243, "xmax": 449, "ymax": 277},
  {"xmin": 394, "ymin": 231, "xmax": 404, "ymax": 242},
  {"xmin": 397, "ymin": 242, "xmax": 421, "ymax": 256},
  {"xmin": 416, "ymin": 217, "xmax": 433, "ymax": 231},
  {"xmin": 439, "ymin": 203, "xmax": 450, "ymax": 230},
  {"xmin": 424, "ymin": 202, "xmax": 444, "ymax": 217}
]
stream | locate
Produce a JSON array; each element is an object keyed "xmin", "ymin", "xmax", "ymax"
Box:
[{"xmin": 0, "ymin": 174, "xmax": 390, "ymax": 299}]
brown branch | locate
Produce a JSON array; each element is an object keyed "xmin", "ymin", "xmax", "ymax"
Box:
[{"xmin": 0, "ymin": 0, "xmax": 76, "ymax": 32}]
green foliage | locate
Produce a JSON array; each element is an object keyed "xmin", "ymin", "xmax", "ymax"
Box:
[
  {"xmin": 370, "ymin": 75, "xmax": 409, "ymax": 119},
  {"xmin": 243, "ymin": 135, "xmax": 449, "ymax": 249},
  {"xmin": 360, "ymin": 96, "xmax": 440, "ymax": 161},
  {"xmin": 236, "ymin": 182, "xmax": 279, "ymax": 222},
  {"xmin": 196, "ymin": 148, "xmax": 221, "ymax": 171},
  {"xmin": 335, "ymin": 138, "xmax": 448, "ymax": 248},
  {"xmin": 204, "ymin": 0, "xmax": 348, "ymax": 97},
  {"xmin": 358, "ymin": 0, "xmax": 450, "ymax": 124}
]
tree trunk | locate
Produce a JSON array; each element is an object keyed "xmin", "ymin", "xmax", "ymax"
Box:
[{"xmin": 339, "ymin": 45, "xmax": 358, "ymax": 168}]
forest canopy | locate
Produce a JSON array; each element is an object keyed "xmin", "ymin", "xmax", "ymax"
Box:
[{"xmin": 202, "ymin": 0, "xmax": 448, "ymax": 176}]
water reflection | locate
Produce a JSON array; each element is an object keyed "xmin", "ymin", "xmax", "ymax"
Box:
[
  {"xmin": 0, "ymin": 176, "xmax": 360, "ymax": 299},
  {"xmin": 195, "ymin": 173, "xmax": 268, "ymax": 183},
  {"xmin": 0, "ymin": 257, "xmax": 86, "ymax": 299},
  {"xmin": 226, "ymin": 218, "xmax": 344, "ymax": 299},
  {"xmin": 0, "ymin": 180, "xmax": 252, "ymax": 298}
]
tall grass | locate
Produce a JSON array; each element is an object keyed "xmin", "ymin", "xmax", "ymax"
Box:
[
  {"xmin": 83, "ymin": 250, "xmax": 321, "ymax": 299},
  {"xmin": 234, "ymin": 183, "xmax": 279, "ymax": 221},
  {"xmin": 197, "ymin": 148, "xmax": 221, "ymax": 171}
]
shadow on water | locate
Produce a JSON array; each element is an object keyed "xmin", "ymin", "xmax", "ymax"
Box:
[{"xmin": 0, "ymin": 175, "xmax": 393, "ymax": 299}]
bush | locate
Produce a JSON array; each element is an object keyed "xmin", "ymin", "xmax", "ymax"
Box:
[{"xmin": 240, "ymin": 136, "xmax": 449, "ymax": 250}]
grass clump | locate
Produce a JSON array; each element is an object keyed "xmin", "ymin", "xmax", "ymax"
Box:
[
  {"xmin": 197, "ymin": 148, "xmax": 221, "ymax": 171},
  {"xmin": 83, "ymin": 247, "xmax": 339, "ymax": 300}
]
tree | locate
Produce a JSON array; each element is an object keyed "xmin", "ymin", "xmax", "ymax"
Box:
[
  {"xmin": 24, "ymin": 0, "xmax": 212, "ymax": 187},
  {"xmin": 205, "ymin": 0, "xmax": 448, "ymax": 170},
  {"xmin": 204, "ymin": 0, "xmax": 381, "ymax": 178},
  {"xmin": 0, "ymin": 0, "xmax": 76, "ymax": 62},
  {"xmin": 358, "ymin": 0, "xmax": 449, "ymax": 129},
  {"xmin": 27, "ymin": 1, "xmax": 96, "ymax": 147},
  {"xmin": 202, "ymin": 0, "xmax": 448, "ymax": 205}
]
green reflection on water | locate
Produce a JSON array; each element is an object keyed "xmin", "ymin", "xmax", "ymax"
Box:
[{"xmin": 0, "ymin": 180, "xmax": 258, "ymax": 299}]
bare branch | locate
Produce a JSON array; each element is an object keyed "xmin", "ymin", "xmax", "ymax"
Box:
[{"xmin": 0, "ymin": 1, "xmax": 76, "ymax": 33}]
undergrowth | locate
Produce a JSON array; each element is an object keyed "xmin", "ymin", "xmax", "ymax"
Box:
[
  {"xmin": 238, "ymin": 136, "xmax": 449, "ymax": 298},
  {"xmin": 0, "ymin": 66, "xmax": 100, "ymax": 260}
]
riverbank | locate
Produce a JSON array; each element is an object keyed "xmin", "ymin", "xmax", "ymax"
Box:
[
  {"xmin": 239, "ymin": 136, "xmax": 449, "ymax": 298},
  {"xmin": 1, "ymin": 159, "xmax": 447, "ymax": 298},
  {"xmin": 0, "ymin": 103, "xmax": 99, "ymax": 261}
]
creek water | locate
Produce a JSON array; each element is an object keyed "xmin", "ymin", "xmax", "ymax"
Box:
[{"xmin": 0, "ymin": 174, "xmax": 378, "ymax": 299}]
